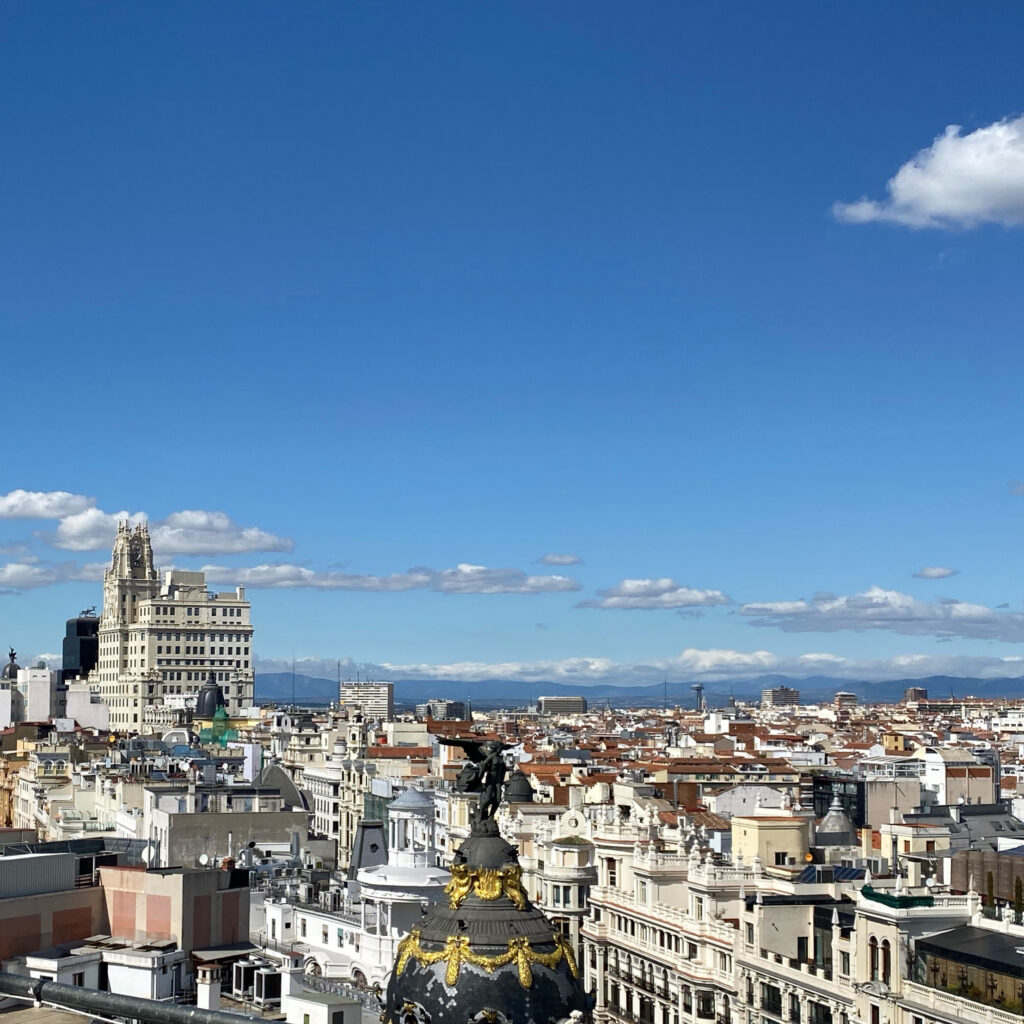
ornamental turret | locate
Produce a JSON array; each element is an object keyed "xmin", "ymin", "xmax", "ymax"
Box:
[{"xmin": 385, "ymin": 738, "xmax": 590, "ymax": 1024}]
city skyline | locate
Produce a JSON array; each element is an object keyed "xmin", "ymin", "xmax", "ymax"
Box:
[{"xmin": 5, "ymin": 5, "xmax": 1024, "ymax": 688}]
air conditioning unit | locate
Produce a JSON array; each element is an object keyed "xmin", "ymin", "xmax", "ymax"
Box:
[{"xmin": 298, "ymin": 882, "xmax": 315, "ymax": 903}]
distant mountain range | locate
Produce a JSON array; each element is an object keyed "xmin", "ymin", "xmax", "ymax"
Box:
[{"xmin": 254, "ymin": 671, "xmax": 1024, "ymax": 709}]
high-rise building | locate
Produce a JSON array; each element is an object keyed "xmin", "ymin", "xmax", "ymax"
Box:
[
  {"xmin": 414, "ymin": 699, "xmax": 466, "ymax": 721},
  {"xmin": 60, "ymin": 611, "xmax": 99, "ymax": 683},
  {"xmin": 338, "ymin": 681, "xmax": 394, "ymax": 721},
  {"xmin": 904, "ymin": 686, "xmax": 928, "ymax": 702},
  {"xmin": 92, "ymin": 522, "xmax": 254, "ymax": 731},
  {"xmin": 761, "ymin": 685, "xmax": 800, "ymax": 708},
  {"xmin": 537, "ymin": 695, "xmax": 587, "ymax": 715}
]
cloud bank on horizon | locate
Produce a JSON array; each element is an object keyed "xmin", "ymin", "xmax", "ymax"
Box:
[
  {"xmin": 6, "ymin": 490, "xmax": 1024, "ymax": 684},
  {"xmin": 255, "ymin": 648, "xmax": 1024, "ymax": 686},
  {"xmin": 834, "ymin": 115, "xmax": 1024, "ymax": 229}
]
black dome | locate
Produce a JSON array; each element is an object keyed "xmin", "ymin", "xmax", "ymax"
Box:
[
  {"xmin": 195, "ymin": 672, "xmax": 226, "ymax": 718},
  {"xmin": 1, "ymin": 648, "xmax": 19, "ymax": 680},
  {"xmin": 386, "ymin": 819, "xmax": 589, "ymax": 1024},
  {"xmin": 505, "ymin": 768, "xmax": 535, "ymax": 804}
]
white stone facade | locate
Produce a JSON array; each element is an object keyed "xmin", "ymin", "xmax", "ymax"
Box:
[{"xmin": 92, "ymin": 522, "xmax": 254, "ymax": 730}]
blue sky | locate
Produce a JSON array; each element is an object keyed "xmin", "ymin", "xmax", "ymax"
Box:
[{"xmin": 4, "ymin": 2, "xmax": 1024, "ymax": 687}]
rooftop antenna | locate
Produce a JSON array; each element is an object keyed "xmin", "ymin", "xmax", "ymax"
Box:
[
  {"xmin": 664, "ymin": 675, "xmax": 668, "ymax": 712},
  {"xmin": 291, "ymin": 655, "xmax": 296, "ymax": 708}
]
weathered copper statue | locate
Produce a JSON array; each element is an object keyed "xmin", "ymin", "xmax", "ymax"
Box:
[{"xmin": 439, "ymin": 736, "xmax": 514, "ymax": 824}]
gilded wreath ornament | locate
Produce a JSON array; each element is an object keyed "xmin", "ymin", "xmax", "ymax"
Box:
[
  {"xmin": 443, "ymin": 864, "xmax": 528, "ymax": 911},
  {"xmin": 394, "ymin": 928, "xmax": 579, "ymax": 988}
]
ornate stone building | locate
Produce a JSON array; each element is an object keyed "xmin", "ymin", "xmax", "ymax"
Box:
[{"xmin": 92, "ymin": 522, "xmax": 255, "ymax": 730}]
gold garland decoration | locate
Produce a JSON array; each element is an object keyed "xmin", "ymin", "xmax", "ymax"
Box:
[
  {"xmin": 444, "ymin": 864, "xmax": 528, "ymax": 911},
  {"xmin": 395, "ymin": 928, "xmax": 579, "ymax": 988}
]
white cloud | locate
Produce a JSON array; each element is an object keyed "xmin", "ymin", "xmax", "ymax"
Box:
[
  {"xmin": 914, "ymin": 566, "xmax": 958, "ymax": 579},
  {"xmin": 203, "ymin": 564, "xmax": 432, "ymax": 591},
  {"xmin": 0, "ymin": 561, "xmax": 105, "ymax": 593},
  {"xmin": 741, "ymin": 585, "xmax": 1024, "ymax": 642},
  {"xmin": 834, "ymin": 116, "xmax": 1024, "ymax": 228},
  {"xmin": 32, "ymin": 653, "xmax": 62, "ymax": 669},
  {"xmin": 0, "ymin": 490, "xmax": 95, "ymax": 519},
  {"xmin": 256, "ymin": 648, "xmax": 1024, "ymax": 686},
  {"xmin": 204, "ymin": 561, "xmax": 579, "ymax": 594},
  {"xmin": 537, "ymin": 553, "xmax": 583, "ymax": 566},
  {"xmin": 51, "ymin": 508, "xmax": 145, "ymax": 551},
  {"xmin": 434, "ymin": 564, "xmax": 579, "ymax": 595},
  {"xmin": 578, "ymin": 577, "xmax": 731, "ymax": 610},
  {"xmin": 150, "ymin": 511, "xmax": 292, "ymax": 555},
  {"xmin": 50, "ymin": 507, "xmax": 291, "ymax": 556}
]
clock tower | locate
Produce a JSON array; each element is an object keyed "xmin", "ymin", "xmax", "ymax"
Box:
[{"xmin": 92, "ymin": 520, "xmax": 255, "ymax": 731}]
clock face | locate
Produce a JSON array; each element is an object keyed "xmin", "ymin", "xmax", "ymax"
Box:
[{"xmin": 130, "ymin": 540, "xmax": 143, "ymax": 566}]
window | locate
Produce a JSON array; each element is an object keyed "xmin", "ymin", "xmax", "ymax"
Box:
[
  {"xmin": 322, "ymin": 925, "xmax": 329, "ymax": 944},
  {"xmin": 698, "ymin": 992, "xmax": 716, "ymax": 1019},
  {"xmin": 840, "ymin": 951, "xmax": 850, "ymax": 975},
  {"xmin": 72, "ymin": 973, "xmax": 84, "ymax": 987},
  {"xmin": 774, "ymin": 851, "xmax": 788, "ymax": 866},
  {"xmin": 869, "ymin": 936, "xmax": 878, "ymax": 981},
  {"xmin": 808, "ymin": 1004, "xmax": 832, "ymax": 1024},
  {"xmin": 760, "ymin": 985, "xmax": 782, "ymax": 1018},
  {"xmin": 789, "ymin": 995, "xmax": 800, "ymax": 1023},
  {"xmin": 694, "ymin": 896, "xmax": 705, "ymax": 920},
  {"xmin": 300, "ymin": 918, "xmax": 307, "ymax": 938},
  {"xmin": 746, "ymin": 922, "xmax": 754, "ymax": 945},
  {"xmin": 881, "ymin": 939, "xmax": 891, "ymax": 986}
]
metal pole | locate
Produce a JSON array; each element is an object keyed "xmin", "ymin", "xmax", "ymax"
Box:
[{"xmin": 0, "ymin": 972, "xmax": 259, "ymax": 1024}]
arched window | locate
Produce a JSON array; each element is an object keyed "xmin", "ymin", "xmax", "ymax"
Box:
[
  {"xmin": 881, "ymin": 939, "xmax": 891, "ymax": 985},
  {"xmin": 869, "ymin": 937, "xmax": 879, "ymax": 982}
]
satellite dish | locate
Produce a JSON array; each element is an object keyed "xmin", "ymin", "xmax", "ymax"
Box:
[
  {"xmin": 199, "ymin": 853, "xmax": 209, "ymax": 866},
  {"xmin": 925, "ymin": 876, "xmax": 935, "ymax": 888},
  {"xmin": 141, "ymin": 846, "xmax": 153, "ymax": 865}
]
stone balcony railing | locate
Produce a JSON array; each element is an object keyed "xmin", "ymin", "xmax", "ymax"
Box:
[
  {"xmin": 588, "ymin": 885, "xmax": 738, "ymax": 946},
  {"xmin": 902, "ymin": 981, "xmax": 1024, "ymax": 1024},
  {"xmin": 542, "ymin": 862, "xmax": 599, "ymax": 883}
]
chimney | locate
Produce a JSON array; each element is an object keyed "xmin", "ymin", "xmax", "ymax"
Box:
[{"xmin": 196, "ymin": 964, "xmax": 221, "ymax": 1010}]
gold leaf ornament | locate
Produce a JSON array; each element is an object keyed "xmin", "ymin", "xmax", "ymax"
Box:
[
  {"xmin": 444, "ymin": 865, "xmax": 528, "ymax": 911},
  {"xmin": 394, "ymin": 929, "xmax": 579, "ymax": 989}
]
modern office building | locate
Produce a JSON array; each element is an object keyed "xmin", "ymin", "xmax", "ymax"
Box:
[
  {"xmin": 538, "ymin": 695, "xmax": 588, "ymax": 715},
  {"xmin": 338, "ymin": 681, "xmax": 394, "ymax": 721},
  {"xmin": 60, "ymin": 610, "xmax": 100, "ymax": 683},
  {"xmin": 414, "ymin": 698, "xmax": 466, "ymax": 720},
  {"xmin": 760, "ymin": 685, "xmax": 800, "ymax": 708},
  {"xmin": 904, "ymin": 686, "xmax": 928, "ymax": 702},
  {"xmin": 91, "ymin": 522, "xmax": 254, "ymax": 730}
]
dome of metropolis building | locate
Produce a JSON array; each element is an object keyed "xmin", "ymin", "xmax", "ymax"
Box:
[{"xmin": 385, "ymin": 817, "xmax": 590, "ymax": 1024}]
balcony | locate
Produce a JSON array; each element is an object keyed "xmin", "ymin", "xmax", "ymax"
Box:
[
  {"xmin": 542, "ymin": 862, "xmax": 599, "ymax": 883},
  {"xmin": 903, "ymin": 981, "xmax": 1024, "ymax": 1024}
]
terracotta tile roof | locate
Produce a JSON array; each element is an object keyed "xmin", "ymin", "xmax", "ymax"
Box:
[{"xmin": 366, "ymin": 746, "xmax": 432, "ymax": 759}]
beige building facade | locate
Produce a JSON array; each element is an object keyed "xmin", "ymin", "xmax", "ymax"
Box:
[{"xmin": 92, "ymin": 522, "xmax": 255, "ymax": 730}]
